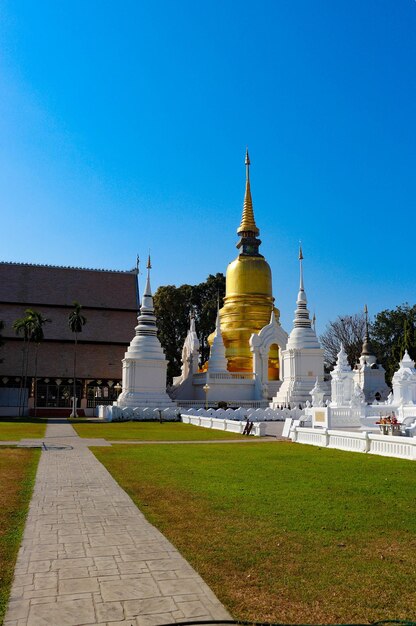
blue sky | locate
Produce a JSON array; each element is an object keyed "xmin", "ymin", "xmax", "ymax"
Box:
[{"xmin": 0, "ymin": 0, "xmax": 415, "ymax": 333}]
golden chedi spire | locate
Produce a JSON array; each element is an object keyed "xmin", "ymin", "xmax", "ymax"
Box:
[
  {"xmin": 207, "ymin": 150, "xmax": 280, "ymax": 380},
  {"xmin": 237, "ymin": 149, "xmax": 259, "ymax": 237}
]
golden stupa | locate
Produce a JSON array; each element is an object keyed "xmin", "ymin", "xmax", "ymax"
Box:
[{"xmin": 209, "ymin": 150, "xmax": 280, "ymax": 380}]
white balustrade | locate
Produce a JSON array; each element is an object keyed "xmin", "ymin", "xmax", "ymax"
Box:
[{"xmin": 291, "ymin": 426, "xmax": 416, "ymax": 461}]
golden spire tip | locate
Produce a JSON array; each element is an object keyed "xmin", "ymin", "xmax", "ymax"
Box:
[{"xmin": 299, "ymin": 243, "xmax": 303, "ymax": 261}]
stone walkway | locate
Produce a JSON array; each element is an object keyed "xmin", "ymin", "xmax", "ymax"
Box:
[{"xmin": 4, "ymin": 422, "xmax": 232, "ymax": 626}]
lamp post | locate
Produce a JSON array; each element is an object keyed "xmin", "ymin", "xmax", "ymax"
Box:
[
  {"xmin": 203, "ymin": 383, "xmax": 210, "ymax": 410},
  {"xmin": 114, "ymin": 382, "xmax": 122, "ymax": 400}
]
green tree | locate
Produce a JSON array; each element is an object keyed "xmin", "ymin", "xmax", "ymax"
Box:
[
  {"xmin": 68, "ymin": 301, "xmax": 87, "ymax": 417},
  {"xmin": 154, "ymin": 273, "xmax": 226, "ymax": 383},
  {"xmin": 154, "ymin": 284, "xmax": 193, "ymax": 383},
  {"xmin": 371, "ymin": 303, "xmax": 416, "ymax": 384},
  {"xmin": 192, "ymin": 273, "xmax": 226, "ymax": 363}
]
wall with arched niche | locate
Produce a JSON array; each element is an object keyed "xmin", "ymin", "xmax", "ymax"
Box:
[{"xmin": 250, "ymin": 312, "xmax": 288, "ymax": 386}]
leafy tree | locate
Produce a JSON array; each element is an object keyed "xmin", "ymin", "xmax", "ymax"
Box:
[
  {"xmin": 320, "ymin": 313, "xmax": 366, "ymax": 370},
  {"xmin": 371, "ymin": 303, "xmax": 416, "ymax": 384},
  {"xmin": 153, "ymin": 284, "xmax": 193, "ymax": 383},
  {"xmin": 68, "ymin": 301, "xmax": 87, "ymax": 417},
  {"xmin": 154, "ymin": 273, "xmax": 226, "ymax": 383},
  {"xmin": 192, "ymin": 273, "xmax": 226, "ymax": 363}
]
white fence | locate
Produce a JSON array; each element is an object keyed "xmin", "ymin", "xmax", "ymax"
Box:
[
  {"xmin": 180, "ymin": 406, "xmax": 304, "ymax": 421},
  {"xmin": 98, "ymin": 406, "xmax": 180, "ymax": 421},
  {"xmin": 177, "ymin": 400, "xmax": 268, "ymax": 409},
  {"xmin": 292, "ymin": 427, "xmax": 416, "ymax": 461},
  {"xmin": 181, "ymin": 414, "xmax": 267, "ymax": 437}
]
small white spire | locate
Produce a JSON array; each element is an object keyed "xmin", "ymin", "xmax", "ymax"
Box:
[
  {"xmin": 189, "ymin": 310, "xmax": 196, "ymax": 333},
  {"xmin": 299, "ymin": 243, "xmax": 304, "ymax": 291},
  {"xmin": 143, "ymin": 255, "xmax": 152, "ymax": 298},
  {"xmin": 208, "ymin": 309, "xmax": 227, "ymax": 372},
  {"xmin": 287, "ymin": 246, "xmax": 320, "ymax": 350}
]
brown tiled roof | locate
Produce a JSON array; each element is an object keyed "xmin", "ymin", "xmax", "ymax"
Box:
[{"xmin": 0, "ymin": 262, "xmax": 138, "ymax": 310}]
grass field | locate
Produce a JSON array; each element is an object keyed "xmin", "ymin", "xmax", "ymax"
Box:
[
  {"xmin": 73, "ymin": 421, "xmax": 245, "ymax": 441},
  {"xmin": 92, "ymin": 441, "xmax": 416, "ymax": 624},
  {"xmin": 0, "ymin": 447, "xmax": 40, "ymax": 623},
  {"xmin": 0, "ymin": 418, "xmax": 47, "ymax": 441}
]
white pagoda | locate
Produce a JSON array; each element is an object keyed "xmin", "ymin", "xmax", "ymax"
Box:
[
  {"xmin": 353, "ymin": 305, "xmax": 390, "ymax": 402},
  {"xmin": 271, "ymin": 247, "xmax": 327, "ymax": 407},
  {"xmin": 116, "ymin": 256, "xmax": 176, "ymax": 409}
]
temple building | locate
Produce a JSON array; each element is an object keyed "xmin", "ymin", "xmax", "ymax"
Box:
[
  {"xmin": 0, "ymin": 262, "xmax": 137, "ymax": 416},
  {"xmin": 171, "ymin": 152, "xmax": 325, "ymax": 407}
]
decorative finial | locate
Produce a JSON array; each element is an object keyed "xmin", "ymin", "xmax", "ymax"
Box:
[
  {"xmin": 364, "ymin": 304, "xmax": 369, "ymax": 339},
  {"xmin": 245, "ymin": 148, "xmax": 250, "ymax": 180},
  {"xmin": 237, "ymin": 149, "xmax": 259, "ymax": 237},
  {"xmin": 136, "ymin": 254, "xmax": 140, "ymax": 273},
  {"xmin": 147, "ymin": 254, "xmax": 151, "ymax": 270},
  {"xmin": 298, "ymin": 243, "xmax": 304, "ymax": 292}
]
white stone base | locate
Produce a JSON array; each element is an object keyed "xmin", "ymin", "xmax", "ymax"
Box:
[
  {"xmin": 116, "ymin": 391, "xmax": 176, "ymax": 409},
  {"xmin": 271, "ymin": 379, "xmax": 330, "ymax": 407}
]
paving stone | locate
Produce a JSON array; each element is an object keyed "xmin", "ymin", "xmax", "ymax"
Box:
[
  {"xmin": 176, "ymin": 600, "xmax": 212, "ymax": 617},
  {"xmin": 118, "ymin": 562, "xmax": 148, "ymax": 574},
  {"xmin": 85, "ymin": 545, "xmax": 121, "ymax": 557},
  {"xmin": 33, "ymin": 573, "xmax": 58, "ymax": 590},
  {"xmin": 27, "ymin": 597, "xmax": 95, "ymax": 625},
  {"xmin": 136, "ymin": 614, "xmax": 175, "ymax": 626},
  {"xmin": 4, "ymin": 600, "xmax": 30, "ymax": 620},
  {"xmin": 124, "ymin": 597, "xmax": 176, "ymax": 617},
  {"xmin": 29, "ymin": 597, "xmax": 58, "ymax": 606},
  {"xmin": 152, "ymin": 572, "xmax": 177, "ymax": 581},
  {"xmin": 95, "ymin": 600, "xmax": 124, "ymax": 622},
  {"xmin": 157, "ymin": 578, "xmax": 206, "ymax": 596},
  {"xmin": 59, "ymin": 577, "xmax": 99, "ymax": 594},
  {"xmin": 58, "ymin": 567, "xmax": 90, "ymax": 579},
  {"xmin": 100, "ymin": 578, "xmax": 160, "ymax": 602}
]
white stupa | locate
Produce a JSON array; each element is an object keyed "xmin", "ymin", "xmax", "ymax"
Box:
[
  {"xmin": 116, "ymin": 256, "xmax": 176, "ymax": 409},
  {"xmin": 353, "ymin": 305, "xmax": 390, "ymax": 402},
  {"xmin": 392, "ymin": 350, "xmax": 416, "ymax": 406},
  {"xmin": 170, "ymin": 313, "xmax": 200, "ymax": 398},
  {"xmin": 207, "ymin": 305, "xmax": 228, "ymax": 373},
  {"xmin": 330, "ymin": 342, "xmax": 354, "ymax": 407},
  {"xmin": 271, "ymin": 246, "xmax": 327, "ymax": 406}
]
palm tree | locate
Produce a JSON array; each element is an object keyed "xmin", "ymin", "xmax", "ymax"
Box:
[
  {"xmin": 30, "ymin": 312, "xmax": 51, "ymax": 416},
  {"xmin": 68, "ymin": 302, "xmax": 87, "ymax": 417},
  {"xmin": 13, "ymin": 309, "xmax": 47, "ymax": 416},
  {"xmin": 0, "ymin": 320, "xmax": 4, "ymax": 364}
]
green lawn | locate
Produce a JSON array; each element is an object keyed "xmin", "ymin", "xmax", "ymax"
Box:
[
  {"xmin": 0, "ymin": 448, "xmax": 40, "ymax": 623},
  {"xmin": 0, "ymin": 418, "xmax": 47, "ymax": 441},
  {"xmin": 73, "ymin": 421, "xmax": 245, "ymax": 441},
  {"xmin": 92, "ymin": 442, "xmax": 416, "ymax": 624}
]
